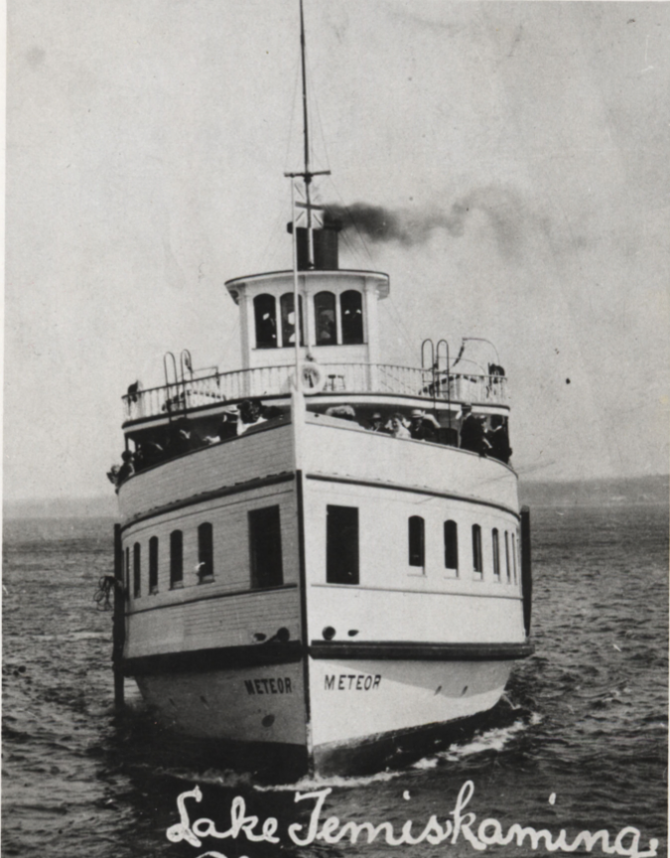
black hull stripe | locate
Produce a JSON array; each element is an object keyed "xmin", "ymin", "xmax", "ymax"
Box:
[
  {"xmin": 306, "ymin": 473, "xmax": 520, "ymax": 519},
  {"xmin": 121, "ymin": 472, "xmax": 295, "ymax": 532},
  {"xmin": 123, "ymin": 640, "xmax": 533, "ymax": 676}
]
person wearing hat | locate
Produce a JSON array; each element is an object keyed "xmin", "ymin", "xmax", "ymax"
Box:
[
  {"xmin": 390, "ymin": 413, "xmax": 411, "ymax": 439},
  {"xmin": 368, "ymin": 412, "xmax": 387, "ymax": 433},
  {"xmin": 459, "ymin": 405, "xmax": 488, "ymax": 455},
  {"xmin": 409, "ymin": 408, "xmax": 440, "ymax": 442}
]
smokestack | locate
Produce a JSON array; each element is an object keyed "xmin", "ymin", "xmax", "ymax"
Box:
[{"xmin": 287, "ymin": 222, "xmax": 341, "ymax": 270}]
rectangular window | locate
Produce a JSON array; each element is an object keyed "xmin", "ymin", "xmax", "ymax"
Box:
[
  {"xmin": 125, "ymin": 546, "xmax": 130, "ymax": 598},
  {"xmin": 248, "ymin": 506, "xmax": 283, "ymax": 588},
  {"xmin": 472, "ymin": 524, "xmax": 483, "ymax": 579},
  {"xmin": 505, "ymin": 531, "xmax": 511, "ymax": 582},
  {"xmin": 133, "ymin": 542, "xmax": 141, "ymax": 597},
  {"xmin": 197, "ymin": 522, "xmax": 214, "ymax": 582},
  {"xmin": 149, "ymin": 536, "xmax": 159, "ymax": 594},
  {"xmin": 170, "ymin": 530, "xmax": 183, "ymax": 588},
  {"xmin": 492, "ymin": 529, "xmax": 500, "ymax": 581},
  {"xmin": 326, "ymin": 505, "xmax": 359, "ymax": 584},
  {"xmin": 444, "ymin": 520, "xmax": 458, "ymax": 572},
  {"xmin": 408, "ymin": 516, "xmax": 425, "ymax": 567},
  {"xmin": 511, "ymin": 532, "xmax": 518, "ymax": 584}
]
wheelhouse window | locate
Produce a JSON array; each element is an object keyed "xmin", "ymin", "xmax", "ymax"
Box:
[
  {"xmin": 170, "ymin": 530, "xmax": 183, "ymax": 588},
  {"xmin": 326, "ymin": 505, "xmax": 359, "ymax": 584},
  {"xmin": 254, "ymin": 294, "xmax": 277, "ymax": 348},
  {"xmin": 472, "ymin": 524, "xmax": 483, "ymax": 579},
  {"xmin": 149, "ymin": 536, "xmax": 159, "ymax": 594},
  {"xmin": 314, "ymin": 291, "xmax": 337, "ymax": 345},
  {"xmin": 408, "ymin": 516, "xmax": 425, "ymax": 568},
  {"xmin": 340, "ymin": 290, "xmax": 363, "ymax": 344},
  {"xmin": 505, "ymin": 531, "xmax": 511, "ymax": 582},
  {"xmin": 197, "ymin": 523, "xmax": 214, "ymax": 582},
  {"xmin": 280, "ymin": 293, "xmax": 304, "ymax": 347},
  {"xmin": 492, "ymin": 529, "xmax": 500, "ymax": 581},
  {"xmin": 133, "ymin": 542, "xmax": 141, "ymax": 597},
  {"xmin": 248, "ymin": 506, "xmax": 283, "ymax": 588},
  {"xmin": 444, "ymin": 520, "xmax": 458, "ymax": 573}
]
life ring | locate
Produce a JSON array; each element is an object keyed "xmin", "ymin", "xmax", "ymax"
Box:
[{"xmin": 292, "ymin": 361, "xmax": 325, "ymax": 394}]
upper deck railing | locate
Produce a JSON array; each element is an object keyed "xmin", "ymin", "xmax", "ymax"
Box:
[{"xmin": 122, "ymin": 362, "xmax": 509, "ymax": 422}]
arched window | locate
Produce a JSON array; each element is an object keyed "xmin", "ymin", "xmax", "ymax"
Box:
[
  {"xmin": 170, "ymin": 530, "xmax": 183, "ymax": 588},
  {"xmin": 492, "ymin": 529, "xmax": 500, "ymax": 580},
  {"xmin": 133, "ymin": 542, "xmax": 141, "ymax": 597},
  {"xmin": 149, "ymin": 536, "xmax": 159, "ymax": 594},
  {"xmin": 314, "ymin": 291, "xmax": 337, "ymax": 345},
  {"xmin": 408, "ymin": 516, "xmax": 425, "ymax": 567},
  {"xmin": 280, "ymin": 293, "xmax": 304, "ymax": 347},
  {"xmin": 340, "ymin": 290, "xmax": 363, "ymax": 344},
  {"xmin": 444, "ymin": 520, "xmax": 458, "ymax": 572},
  {"xmin": 472, "ymin": 524, "xmax": 483, "ymax": 578},
  {"xmin": 504, "ymin": 531, "xmax": 511, "ymax": 582},
  {"xmin": 248, "ymin": 506, "xmax": 283, "ymax": 588},
  {"xmin": 253, "ymin": 294, "xmax": 277, "ymax": 348},
  {"xmin": 511, "ymin": 532, "xmax": 518, "ymax": 584},
  {"xmin": 198, "ymin": 522, "xmax": 214, "ymax": 582}
]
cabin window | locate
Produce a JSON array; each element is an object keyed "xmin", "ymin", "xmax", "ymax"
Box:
[
  {"xmin": 197, "ymin": 522, "xmax": 214, "ymax": 582},
  {"xmin": 511, "ymin": 532, "xmax": 518, "ymax": 584},
  {"xmin": 280, "ymin": 293, "xmax": 304, "ymax": 347},
  {"xmin": 253, "ymin": 294, "xmax": 277, "ymax": 348},
  {"xmin": 492, "ymin": 529, "xmax": 500, "ymax": 580},
  {"xmin": 408, "ymin": 516, "xmax": 425, "ymax": 568},
  {"xmin": 125, "ymin": 546, "xmax": 130, "ymax": 598},
  {"xmin": 326, "ymin": 505, "xmax": 359, "ymax": 584},
  {"xmin": 248, "ymin": 506, "xmax": 283, "ymax": 588},
  {"xmin": 133, "ymin": 542, "xmax": 141, "ymax": 597},
  {"xmin": 170, "ymin": 530, "xmax": 183, "ymax": 588},
  {"xmin": 314, "ymin": 291, "xmax": 337, "ymax": 345},
  {"xmin": 340, "ymin": 290, "xmax": 364, "ymax": 344},
  {"xmin": 472, "ymin": 524, "xmax": 483, "ymax": 579},
  {"xmin": 444, "ymin": 520, "xmax": 458, "ymax": 572},
  {"xmin": 505, "ymin": 531, "xmax": 511, "ymax": 582},
  {"xmin": 149, "ymin": 536, "xmax": 159, "ymax": 594}
]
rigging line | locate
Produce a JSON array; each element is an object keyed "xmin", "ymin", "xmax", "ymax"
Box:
[{"xmin": 282, "ymin": 58, "xmax": 302, "ymax": 175}]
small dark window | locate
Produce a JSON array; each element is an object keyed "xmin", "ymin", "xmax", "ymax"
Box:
[
  {"xmin": 512, "ymin": 532, "xmax": 518, "ymax": 584},
  {"xmin": 170, "ymin": 530, "xmax": 183, "ymax": 588},
  {"xmin": 253, "ymin": 294, "xmax": 277, "ymax": 348},
  {"xmin": 408, "ymin": 516, "xmax": 425, "ymax": 567},
  {"xmin": 133, "ymin": 542, "xmax": 141, "ymax": 597},
  {"xmin": 314, "ymin": 291, "xmax": 337, "ymax": 345},
  {"xmin": 198, "ymin": 522, "xmax": 214, "ymax": 582},
  {"xmin": 249, "ymin": 506, "xmax": 283, "ymax": 588},
  {"xmin": 505, "ymin": 531, "xmax": 511, "ymax": 582},
  {"xmin": 472, "ymin": 524, "xmax": 483, "ymax": 578},
  {"xmin": 326, "ymin": 505, "xmax": 359, "ymax": 584},
  {"xmin": 125, "ymin": 546, "xmax": 130, "ymax": 598},
  {"xmin": 340, "ymin": 290, "xmax": 364, "ymax": 344},
  {"xmin": 492, "ymin": 529, "xmax": 500, "ymax": 580},
  {"xmin": 280, "ymin": 293, "xmax": 304, "ymax": 347},
  {"xmin": 149, "ymin": 536, "xmax": 159, "ymax": 593},
  {"xmin": 444, "ymin": 520, "xmax": 458, "ymax": 571}
]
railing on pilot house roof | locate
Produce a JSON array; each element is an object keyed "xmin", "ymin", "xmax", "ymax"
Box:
[{"xmin": 122, "ymin": 363, "xmax": 509, "ymax": 422}]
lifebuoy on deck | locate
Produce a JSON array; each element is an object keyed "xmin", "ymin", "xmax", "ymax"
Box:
[{"xmin": 292, "ymin": 361, "xmax": 325, "ymax": 394}]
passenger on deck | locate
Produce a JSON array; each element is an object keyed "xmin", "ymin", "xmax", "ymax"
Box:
[
  {"xmin": 325, "ymin": 405, "xmax": 357, "ymax": 421},
  {"xmin": 409, "ymin": 409, "xmax": 440, "ymax": 442},
  {"xmin": 134, "ymin": 440, "xmax": 164, "ymax": 470},
  {"xmin": 205, "ymin": 407, "xmax": 239, "ymax": 443},
  {"xmin": 459, "ymin": 406, "xmax": 490, "ymax": 456},
  {"xmin": 368, "ymin": 412, "xmax": 388, "ymax": 433},
  {"xmin": 237, "ymin": 400, "xmax": 267, "ymax": 435},
  {"xmin": 113, "ymin": 450, "xmax": 135, "ymax": 489},
  {"xmin": 391, "ymin": 414, "xmax": 411, "ymax": 439},
  {"xmin": 487, "ymin": 416, "xmax": 512, "ymax": 463}
]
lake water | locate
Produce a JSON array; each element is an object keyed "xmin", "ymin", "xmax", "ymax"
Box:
[{"xmin": 2, "ymin": 503, "xmax": 667, "ymax": 857}]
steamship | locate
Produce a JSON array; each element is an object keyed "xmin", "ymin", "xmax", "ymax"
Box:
[{"xmin": 110, "ymin": 3, "xmax": 533, "ymax": 774}]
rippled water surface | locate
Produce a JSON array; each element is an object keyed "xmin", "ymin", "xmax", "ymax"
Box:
[{"xmin": 3, "ymin": 505, "xmax": 667, "ymax": 857}]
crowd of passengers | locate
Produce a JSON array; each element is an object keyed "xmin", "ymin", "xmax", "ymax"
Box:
[{"xmin": 108, "ymin": 399, "xmax": 511, "ymax": 490}]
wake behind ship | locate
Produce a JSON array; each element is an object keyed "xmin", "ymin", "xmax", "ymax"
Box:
[{"xmin": 106, "ymin": 2, "xmax": 533, "ymax": 775}]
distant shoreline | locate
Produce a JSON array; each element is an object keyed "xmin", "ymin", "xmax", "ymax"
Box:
[{"xmin": 3, "ymin": 475, "xmax": 668, "ymax": 520}]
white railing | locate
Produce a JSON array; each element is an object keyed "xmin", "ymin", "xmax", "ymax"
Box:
[{"xmin": 122, "ymin": 363, "xmax": 508, "ymax": 421}]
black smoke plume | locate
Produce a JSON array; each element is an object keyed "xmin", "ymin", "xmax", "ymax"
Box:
[{"xmin": 323, "ymin": 187, "xmax": 523, "ymax": 258}]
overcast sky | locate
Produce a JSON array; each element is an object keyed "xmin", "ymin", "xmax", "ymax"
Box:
[{"xmin": 5, "ymin": 0, "xmax": 669, "ymax": 501}]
